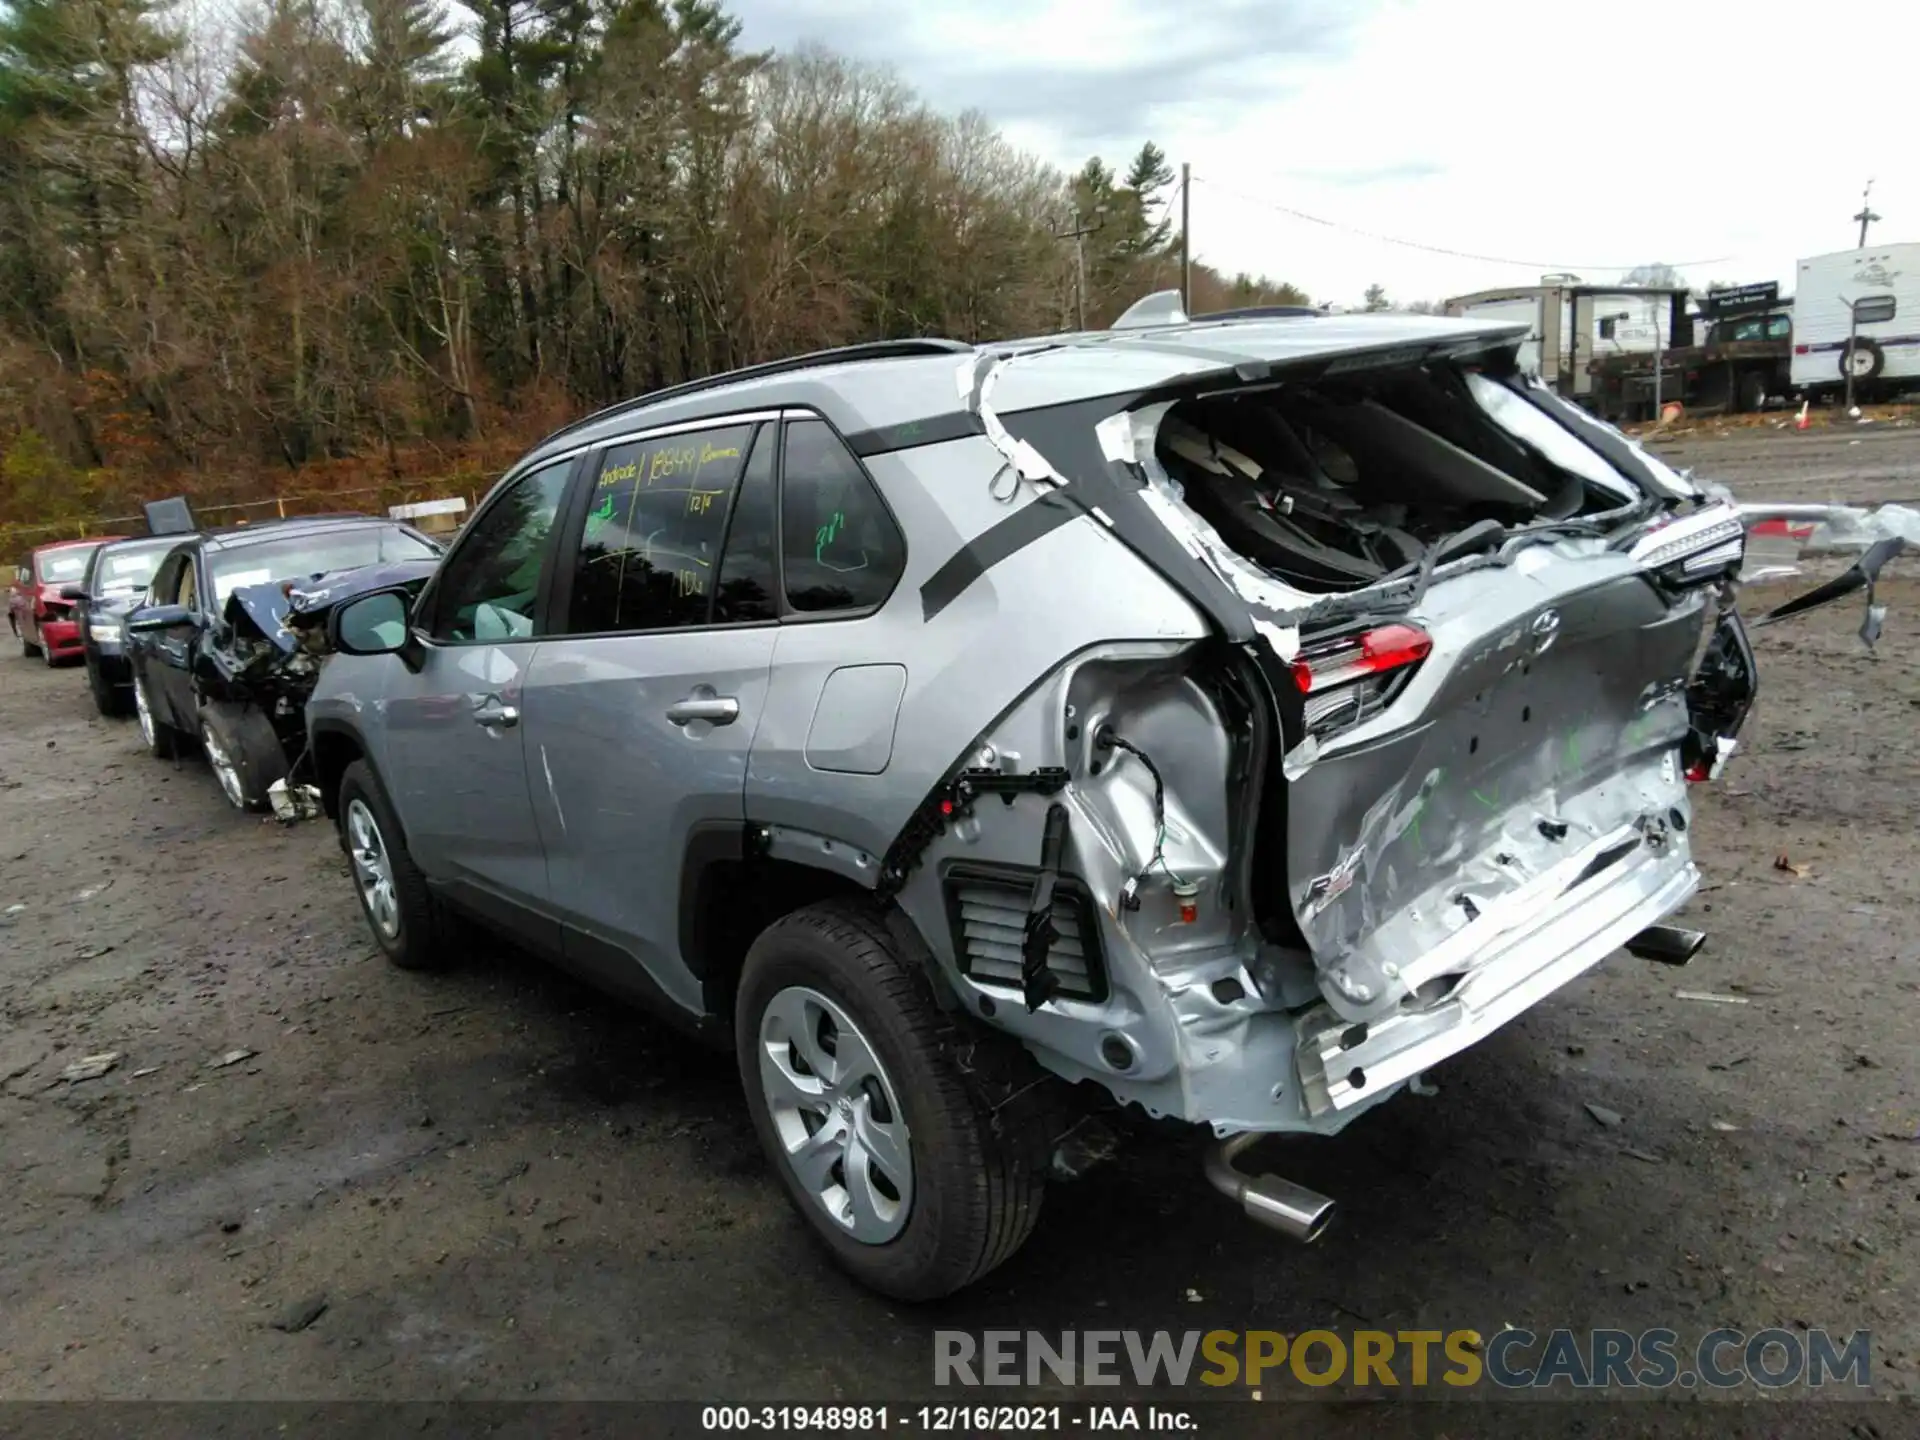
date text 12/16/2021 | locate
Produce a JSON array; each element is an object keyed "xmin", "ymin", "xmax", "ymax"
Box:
[{"xmin": 701, "ymin": 1405, "xmax": 1199, "ymax": 1432}]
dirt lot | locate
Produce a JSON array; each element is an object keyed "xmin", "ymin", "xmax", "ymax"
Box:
[{"xmin": 2, "ymin": 428, "xmax": 1918, "ymax": 1428}]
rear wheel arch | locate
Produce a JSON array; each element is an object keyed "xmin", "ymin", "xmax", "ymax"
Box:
[{"xmin": 681, "ymin": 830, "xmax": 947, "ymax": 1028}]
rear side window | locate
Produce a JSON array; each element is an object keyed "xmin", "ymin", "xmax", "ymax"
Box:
[
  {"xmin": 779, "ymin": 419, "xmax": 905, "ymax": 614},
  {"xmin": 568, "ymin": 425, "xmax": 754, "ymax": 633}
]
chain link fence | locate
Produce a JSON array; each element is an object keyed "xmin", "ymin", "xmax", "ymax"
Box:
[{"xmin": 0, "ymin": 480, "xmax": 482, "ymax": 551}]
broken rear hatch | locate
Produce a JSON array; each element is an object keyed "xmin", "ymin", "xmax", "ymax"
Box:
[{"xmin": 1059, "ymin": 327, "xmax": 1749, "ymax": 1112}]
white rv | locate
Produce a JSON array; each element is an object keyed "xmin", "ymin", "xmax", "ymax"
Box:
[
  {"xmin": 1443, "ymin": 282, "xmax": 1684, "ymax": 403},
  {"xmin": 1789, "ymin": 243, "xmax": 1920, "ymax": 397}
]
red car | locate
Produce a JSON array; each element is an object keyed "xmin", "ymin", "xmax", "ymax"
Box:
[{"xmin": 9, "ymin": 537, "xmax": 122, "ymax": 665}]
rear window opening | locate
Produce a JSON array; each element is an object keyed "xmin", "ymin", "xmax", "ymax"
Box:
[{"xmin": 1150, "ymin": 360, "xmax": 1642, "ymax": 596}]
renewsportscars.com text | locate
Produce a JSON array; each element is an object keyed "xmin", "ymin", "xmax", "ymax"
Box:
[{"xmin": 934, "ymin": 1328, "xmax": 1872, "ymax": 1391}]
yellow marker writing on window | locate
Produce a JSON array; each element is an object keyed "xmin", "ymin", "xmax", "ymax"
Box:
[{"xmin": 648, "ymin": 446, "xmax": 698, "ymax": 484}]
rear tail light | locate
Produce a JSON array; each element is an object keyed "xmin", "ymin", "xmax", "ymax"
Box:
[
  {"xmin": 1291, "ymin": 622, "xmax": 1432, "ymax": 738},
  {"xmin": 1628, "ymin": 505, "xmax": 1746, "ymax": 588}
]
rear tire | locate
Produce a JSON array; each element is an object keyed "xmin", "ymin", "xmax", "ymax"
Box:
[
  {"xmin": 337, "ymin": 758, "xmax": 455, "ymax": 971},
  {"xmin": 132, "ymin": 670, "xmax": 179, "ymax": 759},
  {"xmin": 1735, "ymin": 369, "xmax": 1769, "ymax": 413},
  {"xmin": 199, "ymin": 702, "xmax": 288, "ymax": 812},
  {"xmin": 736, "ymin": 900, "xmax": 1047, "ymax": 1301}
]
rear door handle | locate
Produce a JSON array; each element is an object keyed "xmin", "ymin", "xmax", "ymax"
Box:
[
  {"xmin": 473, "ymin": 700, "xmax": 520, "ymax": 729},
  {"xmin": 666, "ymin": 695, "xmax": 740, "ymax": 727}
]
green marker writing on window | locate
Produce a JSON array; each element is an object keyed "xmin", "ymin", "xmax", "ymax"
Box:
[
  {"xmin": 816, "ymin": 510, "xmax": 845, "ymax": 563},
  {"xmin": 585, "ymin": 490, "xmax": 617, "ymax": 540}
]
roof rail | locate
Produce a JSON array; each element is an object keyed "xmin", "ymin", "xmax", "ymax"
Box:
[
  {"xmin": 1198, "ymin": 305, "xmax": 1321, "ymax": 321},
  {"xmin": 538, "ymin": 337, "xmax": 975, "ymax": 449}
]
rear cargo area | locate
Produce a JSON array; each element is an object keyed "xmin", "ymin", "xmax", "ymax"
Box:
[{"xmin": 1143, "ymin": 357, "xmax": 1717, "ymax": 1042}]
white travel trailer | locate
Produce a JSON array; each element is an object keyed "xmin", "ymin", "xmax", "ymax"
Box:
[
  {"xmin": 1789, "ymin": 243, "xmax": 1920, "ymax": 398},
  {"xmin": 1444, "ymin": 281, "xmax": 1685, "ymax": 403}
]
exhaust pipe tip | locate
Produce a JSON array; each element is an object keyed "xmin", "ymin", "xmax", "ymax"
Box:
[
  {"xmin": 1204, "ymin": 1133, "xmax": 1336, "ymax": 1244},
  {"xmin": 1625, "ymin": 923, "xmax": 1707, "ymax": 967}
]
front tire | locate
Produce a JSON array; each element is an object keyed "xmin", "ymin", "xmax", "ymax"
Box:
[
  {"xmin": 736, "ymin": 901, "xmax": 1046, "ymax": 1301},
  {"xmin": 337, "ymin": 759, "xmax": 455, "ymax": 971},
  {"xmin": 198, "ymin": 702, "xmax": 288, "ymax": 812},
  {"xmin": 132, "ymin": 670, "xmax": 179, "ymax": 758},
  {"xmin": 86, "ymin": 657, "xmax": 126, "ymax": 717}
]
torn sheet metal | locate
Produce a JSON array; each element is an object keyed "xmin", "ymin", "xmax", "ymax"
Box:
[
  {"xmin": 268, "ymin": 778, "xmax": 324, "ymax": 823},
  {"xmin": 1282, "ymin": 554, "xmax": 1705, "ymax": 1024},
  {"xmin": 957, "ymin": 351, "xmax": 1068, "ymax": 494},
  {"xmin": 1736, "ymin": 501, "xmax": 1920, "ymax": 578},
  {"xmin": 1120, "ymin": 403, "xmax": 1316, "ymax": 639}
]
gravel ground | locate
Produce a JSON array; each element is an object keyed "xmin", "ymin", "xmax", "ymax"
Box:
[{"xmin": 2, "ymin": 428, "xmax": 1918, "ymax": 1432}]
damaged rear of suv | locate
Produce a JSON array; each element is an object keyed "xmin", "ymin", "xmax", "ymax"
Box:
[{"xmin": 306, "ymin": 300, "xmax": 1900, "ymax": 1299}]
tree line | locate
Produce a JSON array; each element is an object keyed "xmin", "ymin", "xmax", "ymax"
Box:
[{"xmin": 0, "ymin": 0, "xmax": 1308, "ymax": 528}]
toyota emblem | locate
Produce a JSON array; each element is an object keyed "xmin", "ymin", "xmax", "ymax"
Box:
[{"xmin": 1530, "ymin": 608, "xmax": 1561, "ymax": 654}]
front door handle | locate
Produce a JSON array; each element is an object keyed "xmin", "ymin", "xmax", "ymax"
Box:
[
  {"xmin": 666, "ymin": 695, "xmax": 740, "ymax": 727},
  {"xmin": 473, "ymin": 701, "xmax": 520, "ymax": 729}
]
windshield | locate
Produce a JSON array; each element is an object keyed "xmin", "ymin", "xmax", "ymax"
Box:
[
  {"xmin": 91, "ymin": 540, "xmax": 176, "ymax": 596},
  {"xmin": 36, "ymin": 545, "xmax": 100, "ymax": 584},
  {"xmin": 208, "ymin": 526, "xmax": 440, "ymax": 606}
]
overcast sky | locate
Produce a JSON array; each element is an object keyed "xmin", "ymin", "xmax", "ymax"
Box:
[{"xmin": 725, "ymin": 0, "xmax": 1919, "ymax": 309}]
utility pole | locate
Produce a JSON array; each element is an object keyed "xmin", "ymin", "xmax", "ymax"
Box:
[
  {"xmin": 1055, "ymin": 204, "xmax": 1107, "ymax": 331},
  {"xmin": 1179, "ymin": 162, "xmax": 1191, "ymax": 315},
  {"xmin": 1854, "ymin": 179, "xmax": 1881, "ymax": 249}
]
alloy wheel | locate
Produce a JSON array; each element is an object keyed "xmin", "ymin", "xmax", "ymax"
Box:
[
  {"xmin": 757, "ymin": 985, "xmax": 914, "ymax": 1245},
  {"xmin": 345, "ymin": 798, "xmax": 401, "ymax": 940},
  {"xmin": 134, "ymin": 679, "xmax": 156, "ymax": 749},
  {"xmin": 201, "ymin": 721, "xmax": 246, "ymax": 809}
]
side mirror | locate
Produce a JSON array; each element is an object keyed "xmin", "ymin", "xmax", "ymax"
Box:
[
  {"xmin": 329, "ymin": 589, "xmax": 414, "ymax": 657},
  {"xmin": 127, "ymin": 604, "xmax": 197, "ymax": 634},
  {"xmin": 59, "ymin": 585, "xmax": 88, "ymax": 603}
]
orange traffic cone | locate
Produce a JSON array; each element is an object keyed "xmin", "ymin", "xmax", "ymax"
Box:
[{"xmin": 1795, "ymin": 400, "xmax": 1811, "ymax": 430}]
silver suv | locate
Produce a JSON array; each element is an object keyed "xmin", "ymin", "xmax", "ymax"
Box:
[{"xmin": 305, "ymin": 299, "xmax": 1860, "ymax": 1299}]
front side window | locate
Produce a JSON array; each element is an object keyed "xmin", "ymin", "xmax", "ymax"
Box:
[
  {"xmin": 566, "ymin": 424, "xmax": 754, "ymax": 634},
  {"xmin": 175, "ymin": 555, "xmax": 200, "ymax": 611},
  {"xmin": 91, "ymin": 540, "xmax": 175, "ymax": 596},
  {"xmin": 430, "ymin": 460, "xmax": 573, "ymax": 642},
  {"xmin": 779, "ymin": 419, "xmax": 906, "ymax": 614}
]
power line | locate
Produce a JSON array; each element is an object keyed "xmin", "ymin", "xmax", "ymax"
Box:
[{"xmin": 1190, "ymin": 173, "xmax": 1732, "ymax": 275}]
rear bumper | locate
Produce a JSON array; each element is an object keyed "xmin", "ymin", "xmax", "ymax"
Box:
[{"xmin": 1293, "ymin": 831, "xmax": 1698, "ymax": 1116}]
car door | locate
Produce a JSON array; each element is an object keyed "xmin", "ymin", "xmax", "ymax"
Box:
[
  {"xmin": 147, "ymin": 549, "xmax": 206, "ymax": 730},
  {"xmin": 520, "ymin": 415, "xmax": 777, "ymax": 1013},
  {"xmin": 742, "ymin": 415, "xmax": 913, "ymax": 862},
  {"xmin": 382, "ymin": 457, "xmax": 576, "ymax": 934}
]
